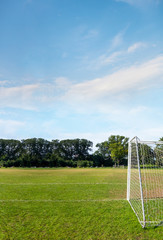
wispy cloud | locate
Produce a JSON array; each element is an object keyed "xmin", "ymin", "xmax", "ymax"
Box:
[
  {"xmin": 111, "ymin": 30, "xmax": 125, "ymax": 49},
  {"xmin": 65, "ymin": 55, "xmax": 163, "ymax": 104},
  {"xmin": 94, "ymin": 41, "xmax": 146, "ymax": 68},
  {"xmin": 85, "ymin": 37, "xmax": 147, "ymax": 70},
  {"xmin": 0, "ymin": 78, "xmax": 72, "ymax": 110},
  {"xmin": 0, "ymin": 84, "xmax": 40, "ymax": 110},
  {"xmin": 1, "ymin": 56, "xmax": 162, "ymax": 113},
  {"xmin": 83, "ymin": 29, "xmax": 125, "ymax": 70},
  {"xmin": 87, "ymin": 51, "xmax": 123, "ymax": 70},
  {"xmin": 99, "ymin": 51, "xmax": 122, "ymax": 65},
  {"xmin": 127, "ymin": 42, "xmax": 147, "ymax": 53}
]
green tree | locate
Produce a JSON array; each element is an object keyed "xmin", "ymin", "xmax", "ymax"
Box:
[
  {"xmin": 95, "ymin": 141, "xmax": 113, "ymax": 166},
  {"xmin": 108, "ymin": 135, "xmax": 129, "ymax": 166}
]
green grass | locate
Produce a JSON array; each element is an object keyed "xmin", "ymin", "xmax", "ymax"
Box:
[{"xmin": 0, "ymin": 168, "xmax": 162, "ymax": 240}]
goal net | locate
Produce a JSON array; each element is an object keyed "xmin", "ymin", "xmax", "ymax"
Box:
[{"xmin": 127, "ymin": 136, "xmax": 163, "ymax": 228}]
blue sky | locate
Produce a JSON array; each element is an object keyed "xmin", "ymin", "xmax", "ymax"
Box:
[{"xmin": 0, "ymin": 0, "xmax": 163, "ymax": 147}]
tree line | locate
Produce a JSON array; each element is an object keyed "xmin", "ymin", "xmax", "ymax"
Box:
[{"xmin": 0, "ymin": 135, "xmax": 129, "ymax": 168}]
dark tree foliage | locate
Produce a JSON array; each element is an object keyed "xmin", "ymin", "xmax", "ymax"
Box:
[
  {"xmin": 0, "ymin": 135, "xmax": 131, "ymax": 168},
  {"xmin": 21, "ymin": 138, "xmax": 52, "ymax": 167},
  {"xmin": 0, "ymin": 139, "xmax": 22, "ymax": 161},
  {"xmin": 58, "ymin": 139, "xmax": 93, "ymax": 160},
  {"xmin": 0, "ymin": 138, "xmax": 93, "ymax": 167}
]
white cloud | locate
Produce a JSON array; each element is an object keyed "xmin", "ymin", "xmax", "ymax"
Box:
[
  {"xmin": 0, "ymin": 84, "xmax": 40, "ymax": 110},
  {"xmin": 64, "ymin": 55, "xmax": 163, "ymax": 104},
  {"xmin": 1, "ymin": 56, "xmax": 163, "ymax": 114},
  {"xmin": 127, "ymin": 42, "xmax": 147, "ymax": 53},
  {"xmin": 0, "ymin": 78, "xmax": 72, "ymax": 110}
]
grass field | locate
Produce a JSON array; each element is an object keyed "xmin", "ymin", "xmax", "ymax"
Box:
[{"xmin": 0, "ymin": 168, "xmax": 162, "ymax": 240}]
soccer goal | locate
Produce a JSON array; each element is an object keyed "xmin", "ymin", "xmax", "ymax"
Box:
[{"xmin": 127, "ymin": 136, "xmax": 163, "ymax": 228}]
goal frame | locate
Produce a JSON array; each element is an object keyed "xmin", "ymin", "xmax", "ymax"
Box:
[{"xmin": 127, "ymin": 136, "xmax": 163, "ymax": 228}]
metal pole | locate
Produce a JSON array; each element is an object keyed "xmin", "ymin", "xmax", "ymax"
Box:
[
  {"xmin": 127, "ymin": 140, "xmax": 131, "ymax": 201},
  {"xmin": 135, "ymin": 136, "xmax": 146, "ymax": 227}
]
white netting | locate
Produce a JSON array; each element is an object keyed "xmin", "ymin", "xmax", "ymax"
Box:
[{"xmin": 127, "ymin": 137, "xmax": 163, "ymax": 227}]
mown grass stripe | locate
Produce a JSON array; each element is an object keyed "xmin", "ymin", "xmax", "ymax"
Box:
[
  {"xmin": 0, "ymin": 182, "xmax": 126, "ymax": 185},
  {"xmin": 0, "ymin": 199, "xmax": 126, "ymax": 202}
]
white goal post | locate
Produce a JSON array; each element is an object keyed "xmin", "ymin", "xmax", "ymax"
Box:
[{"xmin": 127, "ymin": 136, "xmax": 163, "ymax": 228}]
